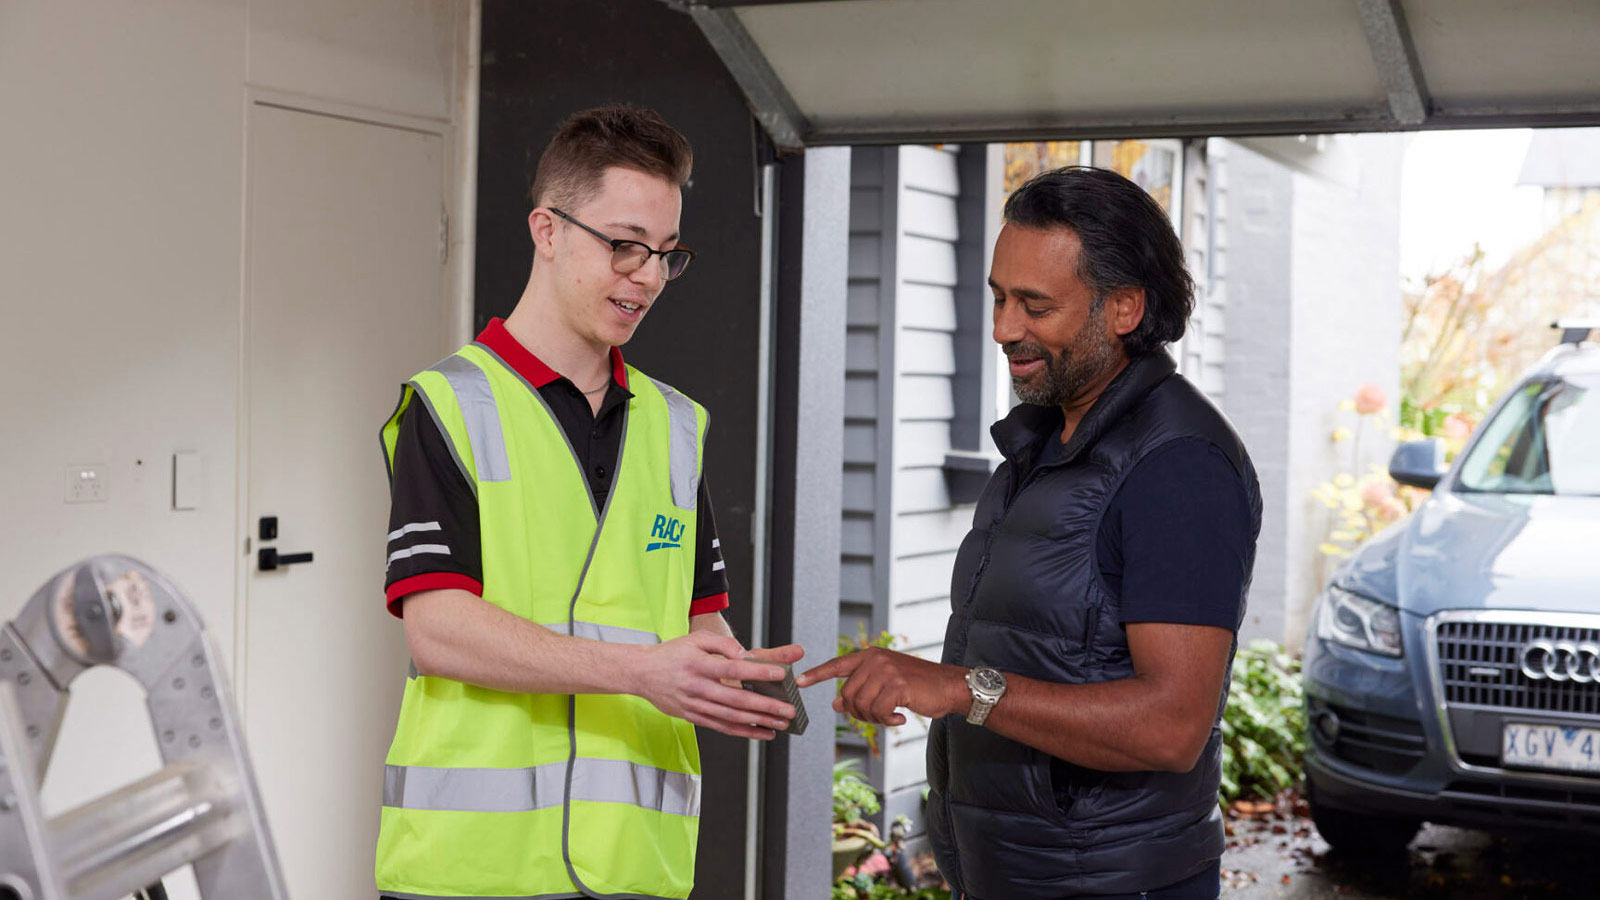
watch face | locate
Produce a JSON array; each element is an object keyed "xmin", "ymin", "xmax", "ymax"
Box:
[{"xmin": 971, "ymin": 667, "xmax": 1005, "ymax": 694}]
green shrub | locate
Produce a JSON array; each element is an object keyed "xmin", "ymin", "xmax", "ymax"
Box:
[
  {"xmin": 1220, "ymin": 640, "xmax": 1305, "ymax": 803},
  {"xmin": 832, "ymin": 878, "xmax": 949, "ymax": 900},
  {"xmin": 833, "ymin": 760, "xmax": 881, "ymax": 825}
]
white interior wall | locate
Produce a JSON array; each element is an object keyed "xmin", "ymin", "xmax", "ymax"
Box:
[
  {"xmin": 1, "ymin": 0, "xmax": 254, "ymax": 826},
  {"xmin": 0, "ymin": 1, "xmax": 463, "ymax": 894}
]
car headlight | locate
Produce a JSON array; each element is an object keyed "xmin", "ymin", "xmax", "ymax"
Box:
[{"xmin": 1316, "ymin": 585, "xmax": 1403, "ymax": 657}]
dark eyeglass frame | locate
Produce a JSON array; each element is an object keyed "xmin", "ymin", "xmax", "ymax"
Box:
[{"xmin": 548, "ymin": 207, "xmax": 695, "ymax": 281}]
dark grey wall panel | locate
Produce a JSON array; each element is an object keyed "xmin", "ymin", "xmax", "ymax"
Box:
[{"xmin": 475, "ymin": 2, "xmax": 768, "ymax": 896}]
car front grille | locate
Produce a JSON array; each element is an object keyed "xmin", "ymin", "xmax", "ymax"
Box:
[{"xmin": 1437, "ymin": 620, "xmax": 1600, "ymax": 715}]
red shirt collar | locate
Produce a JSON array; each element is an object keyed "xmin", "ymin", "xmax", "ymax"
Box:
[{"xmin": 476, "ymin": 317, "xmax": 629, "ymax": 390}]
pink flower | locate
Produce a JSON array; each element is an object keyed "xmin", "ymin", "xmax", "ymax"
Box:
[
  {"xmin": 859, "ymin": 853, "xmax": 891, "ymax": 876},
  {"xmin": 1361, "ymin": 480, "xmax": 1394, "ymax": 507},
  {"xmin": 1443, "ymin": 413, "xmax": 1472, "ymax": 441},
  {"xmin": 1354, "ymin": 384, "xmax": 1387, "ymax": 415}
]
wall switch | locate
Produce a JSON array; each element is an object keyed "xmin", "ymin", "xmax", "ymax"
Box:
[
  {"xmin": 172, "ymin": 451, "xmax": 201, "ymax": 510},
  {"xmin": 65, "ymin": 465, "xmax": 108, "ymax": 503}
]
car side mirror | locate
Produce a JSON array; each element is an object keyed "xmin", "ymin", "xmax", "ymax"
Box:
[{"xmin": 1389, "ymin": 439, "xmax": 1446, "ymax": 490}]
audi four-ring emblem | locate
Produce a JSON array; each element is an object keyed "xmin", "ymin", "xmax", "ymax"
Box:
[{"xmin": 1519, "ymin": 640, "xmax": 1600, "ymax": 683}]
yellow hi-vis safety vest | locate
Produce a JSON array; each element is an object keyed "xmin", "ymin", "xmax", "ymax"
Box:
[{"xmin": 374, "ymin": 340, "xmax": 708, "ymax": 900}]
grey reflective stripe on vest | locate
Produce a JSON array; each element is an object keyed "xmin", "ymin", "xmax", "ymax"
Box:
[
  {"xmin": 571, "ymin": 756, "xmax": 701, "ymax": 818},
  {"xmin": 647, "ymin": 376, "xmax": 699, "ymax": 510},
  {"xmin": 539, "ymin": 620, "xmax": 660, "ymax": 645},
  {"xmin": 429, "ymin": 355, "xmax": 511, "ymax": 483},
  {"xmin": 385, "ymin": 761, "xmax": 566, "ymax": 813},
  {"xmin": 383, "ymin": 759, "xmax": 700, "ymax": 817}
]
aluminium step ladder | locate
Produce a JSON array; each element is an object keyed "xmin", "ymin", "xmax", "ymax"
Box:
[{"xmin": 0, "ymin": 555, "xmax": 287, "ymax": 900}]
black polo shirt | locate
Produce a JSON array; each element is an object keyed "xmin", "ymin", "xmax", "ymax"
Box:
[
  {"xmin": 1035, "ymin": 431, "xmax": 1249, "ymax": 629},
  {"xmin": 383, "ymin": 318, "xmax": 729, "ymax": 618}
]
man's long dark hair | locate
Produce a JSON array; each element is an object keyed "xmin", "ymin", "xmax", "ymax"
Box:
[{"xmin": 1003, "ymin": 166, "xmax": 1194, "ymax": 356}]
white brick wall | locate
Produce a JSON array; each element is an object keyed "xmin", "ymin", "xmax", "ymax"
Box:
[
  {"xmin": 1222, "ymin": 135, "xmax": 1404, "ymax": 648},
  {"xmin": 1283, "ymin": 135, "xmax": 1404, "ymax": 645}
]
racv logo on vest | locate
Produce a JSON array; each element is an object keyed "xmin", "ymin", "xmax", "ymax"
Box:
[{"xmin": 646, "ymin": 514, "xmax": 686, "ymax": 552}]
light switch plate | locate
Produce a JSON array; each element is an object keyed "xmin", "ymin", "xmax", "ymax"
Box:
[
  {"xmin": 172, "ymin": 451, "xmax": 201, "ymax": 511},
  {"xmin": 65, "ymin": 465, "xmax": 108, "ymax": 503}
]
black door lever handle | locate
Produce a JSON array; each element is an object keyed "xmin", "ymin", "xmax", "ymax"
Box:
[{"xmin": 258, "ymin": 547, "xmax": 314, "ymax": 571}]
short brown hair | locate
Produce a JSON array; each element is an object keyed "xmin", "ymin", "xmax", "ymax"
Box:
[{"xmin": 529, "ymin": 105, "xmax": 693, "ymax": 210}]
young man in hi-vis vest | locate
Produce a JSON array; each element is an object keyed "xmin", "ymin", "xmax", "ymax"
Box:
[{"xmin": 374, "ymin": 106, "xmax": 801, "ymax": 900}]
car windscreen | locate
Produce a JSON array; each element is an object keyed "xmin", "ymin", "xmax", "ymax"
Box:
[{"xmin": 1456, "ymin": 373, "xmax": 1600, "ymax": 496}]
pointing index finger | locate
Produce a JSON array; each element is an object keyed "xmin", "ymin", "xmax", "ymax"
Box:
[{"xmin": 796, "ymin": 653, "xmax": 863, "ymax": 687}]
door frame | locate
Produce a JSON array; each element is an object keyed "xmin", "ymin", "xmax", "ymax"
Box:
[{"xmin": 232, "ymin": 86, "xmax": 461, "ymax": 707}]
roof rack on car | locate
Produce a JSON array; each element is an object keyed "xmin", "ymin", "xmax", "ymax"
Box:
[{"xmin": 1552, "ymin": 320, "xmax": 1599, "ymax": 345}]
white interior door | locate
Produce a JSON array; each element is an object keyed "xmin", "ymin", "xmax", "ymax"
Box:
[{"xmin": 244, "ymin": 101, "xmax": 448, "ymax": 899}]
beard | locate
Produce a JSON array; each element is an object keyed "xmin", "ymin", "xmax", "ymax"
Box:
[{"xmin": 1005, "ymin": 303, "xmax": 1122, "ymax": 407}]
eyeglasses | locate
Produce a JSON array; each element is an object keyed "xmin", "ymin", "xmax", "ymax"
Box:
[{"xmin": 548, "ymin": 208, "xmax": 695, "ymax": 281}]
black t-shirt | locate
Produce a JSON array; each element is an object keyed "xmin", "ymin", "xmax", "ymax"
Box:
[
  {"xmin": 1035, "ymin": 432, "xmax": 1250, "ymax": 629},
  {"xmin": 383, "ymin": 320, "xmax": 729, "ymax": 618}
]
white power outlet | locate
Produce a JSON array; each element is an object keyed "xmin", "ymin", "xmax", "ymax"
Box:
[{"xmin": 65, "ymin": 465, "xmax": 108, "ymax": 503}]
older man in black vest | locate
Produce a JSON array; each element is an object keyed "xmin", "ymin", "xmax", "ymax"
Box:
[{"xmin": 800, "ymin": 166, "xmax": 1262, "ymax": 900}]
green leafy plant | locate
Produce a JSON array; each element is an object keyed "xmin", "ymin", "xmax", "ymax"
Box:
[
  {"xmin": 830, "ymin": 763, "xmax": 950, "ymax": 898},
  {"xmin": 832, "ymin": 759, "xmax": 882, "ymax": 827},
  {"xmin": 1220, "ymin": 640, "xmax": 1305, "ymax": 803},
  {"xmin": 831, "ymin": 759, "xmax": 887, "ymax": 883},
  {"xmin": 836, "ymin": 627, "xmax": 906, "ymax": 755},
  {"xmin": 832, "ymin": 879, "xmax": 950, "ymax": 900}
]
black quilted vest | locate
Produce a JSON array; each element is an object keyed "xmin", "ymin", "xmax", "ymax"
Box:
[{"xmin": 926, "ymin": 352, "xmax": 1261, "ymax": 898}]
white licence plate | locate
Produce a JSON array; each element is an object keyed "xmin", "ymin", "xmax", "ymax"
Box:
[{"xmin": 1502, "ymin": 722, "xmax": 1600, "ymax": 774}]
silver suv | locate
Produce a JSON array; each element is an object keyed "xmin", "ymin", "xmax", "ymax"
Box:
[{"xmin": 1303, "ymin": 324, "xmax": 1600, "ymax": 851}]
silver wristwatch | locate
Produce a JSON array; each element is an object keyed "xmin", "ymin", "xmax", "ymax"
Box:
[{"xmin": 964, "ymin": 666, "xmax": 1007, "ymax": 726}]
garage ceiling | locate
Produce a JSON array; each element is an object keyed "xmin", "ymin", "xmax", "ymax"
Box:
[{"xmin": 672, "ymin": 0, "xmax": 1600, "ymax": 149}]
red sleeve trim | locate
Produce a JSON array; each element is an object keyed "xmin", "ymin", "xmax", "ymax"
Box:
[
  {"xmin": 688, "ymin": 592, "xmax": 730, "ymax": 618},
  {"xmin": 385, "ymin": 573, "xmax": 484, "ymax": 618}
]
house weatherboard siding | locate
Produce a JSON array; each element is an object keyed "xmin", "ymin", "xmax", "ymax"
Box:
[
  {"xmin": 841, "ymin": 145, "xmax": 897, "ymax": 795},
  {"xmin": 887, "ymin": 145, "xmax": 968, "ymax": 829},
  {"xmin": 839, "ymin": 145, "xmax": 978, "ymax": 835},
  {"xmin": 1180, "ymin": 140, "xmax": 1228, "ymax": 404}
]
